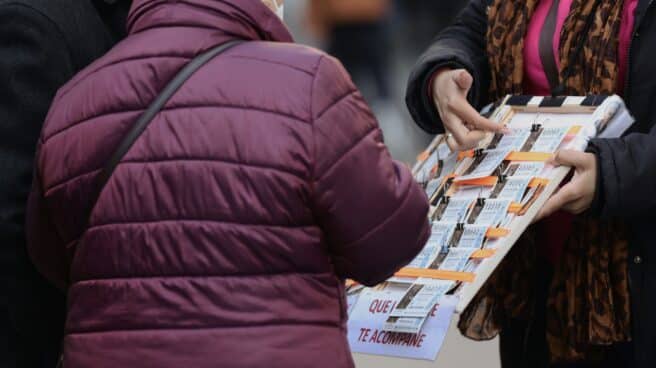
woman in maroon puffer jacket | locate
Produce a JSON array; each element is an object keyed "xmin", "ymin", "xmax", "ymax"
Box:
[{"xmin": 25, "ymin": 0, "xmax": 430, "ymax": 367}]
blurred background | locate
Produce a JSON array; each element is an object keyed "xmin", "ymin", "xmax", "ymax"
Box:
[
  {"xmin": 285, "ymin": 0, "xmax": 467, "ymax": 164},
  {"xmin": 285, "ymin": 1, "xmax": 501, "ymax": 367}
]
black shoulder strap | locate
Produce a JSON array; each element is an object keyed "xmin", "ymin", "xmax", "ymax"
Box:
[{"xmin": 83, "ymin": 40, "xmax": 244, "ymax": 231}]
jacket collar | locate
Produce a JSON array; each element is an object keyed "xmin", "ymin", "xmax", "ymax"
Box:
[{"xmin": 126, "ymin": 0, "xmax": 293, "ymax": 43}]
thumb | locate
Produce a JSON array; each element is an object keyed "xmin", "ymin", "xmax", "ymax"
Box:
[
  {"xmin": 552, "ymin": 150, "xmax": 590, "ymax": 168},
  {"xmin": 453, "ymin": 70, "xmax": 473, "ymax": 92}
]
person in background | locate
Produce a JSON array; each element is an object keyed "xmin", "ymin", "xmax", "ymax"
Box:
[
  {"xmin": 0, "ymin": 1, "xmax": 129, "ymax": 367},
  {"xmin": 26, "ymin": 0, "xmax": 430, "ymax": 367},
  {"xmin": 307, "ymin": 0, "xmax": 392, "ymax": 101},
  {"xmin": 407, "ymin": 0, "xmax": 655, "ymax": 367}
]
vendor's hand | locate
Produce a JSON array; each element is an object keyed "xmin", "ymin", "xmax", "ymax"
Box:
[
  {"xmin": 432, "ymin": 68, "xmax": 504, "ymax": 151},
  {"xmin": 535, "ymin": 150, "xmax": 597, "ymax": 221}
]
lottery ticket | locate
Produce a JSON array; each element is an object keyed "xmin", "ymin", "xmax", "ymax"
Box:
[
  {"xmin": 436, "ymin": 142, "xmax": 452, "ymax": 161},
  {"xmin": 389, "ymin": 279, "xmax": 454, "ymax": 318},
  {"xmin": 521, "ymin": 186, "xmax": 539, "ymax": 206},
  {"xmin": 504, "ymin": 162, "xmax": 545, "ymax": 177},
  {"xmin": 479, "ymin": 199, "xmax": 510, "ymax": 226},
  {"xmin": 416, "ymin": 144, "xmax": 457, "ymax": 184},
  {"xmin": 457, "ymin": 149, "xmax": 510, "ymax": 181},
  {"xmin": 424, "ymin": 178, "xmax": 442, "ymax": 199},
  {"xmin": 439, "ymin": 152, "xmax": 459, "ymax": 178},
  {"xmin": 498, "ymin": 213, "xmax": 515, "ymax": 228},
  {"xmin": 439, "ymin": 248, "xmax": 475, "ymax": 272},
  {"xmin": 454, "ymin": 225, "xmax": 489, "ymax": 249},
  {"xmin": 450, "ymin": 184, "xmax": 493, "ymax": 200},
  {"xmin": 463, "ymin": 259, "xmax": 481, "ymax": 273},
  {"xmin": 407, "ymin": 223, "xmax": 457, "ymax": 268},
  {"xmin": 487, "ymin": 128, "xmax": 531, "ymax": 151},
  {"xmin": 427, "ymin": 246, "xmax": 450, "ymax": 269},
  {"xmin": 490, "ymin": 177, "xmax": 531, "ymax": 202},
  {"xmin": 434, "ymin": 197, "xmax": 473, "ymax": 223},
  {"xmin": 383, "ymin": 316, "xmax": 428, "ymax": 334},
  {"xmin": 416, "ymin": 151, "xmax": 439, "ymax": 183},
  {"xmin": 530, "ymin": 126, "xmax": 569, "ymax": 153}
]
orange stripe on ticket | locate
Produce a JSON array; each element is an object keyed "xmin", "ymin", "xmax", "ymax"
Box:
[
  {"xmin": 456, "ymin": 176, "xmax": 498, "ymax": 186},
  {"xmin": 567, "ymin": 125, "xmax": 582, "ymax": 135},
  {"xmin": 505, "ymin": 151, "xmax": 553, "ymax": 162},
  {"xmin": 508, "ymin": 202, "xmax": 523, "ymax": 213},
  {"xmin": 486, "ymin": 227, "xmax": 510, "ymax": 238},
  {"xmin": 395, "ymin": 268, "xmax": 475, "ymax": 283},
  {"xmin": 458, "ymin": 150, "xmax": 475, "ymax": 161},
  {"xmin": 529, "ymin": 178, "xmax": 550, "ymax": 188},
  {"xmin": 471, "ymin": 249, "xmax": 496, "ymax": 259},
  {"xmin": 416, "ymin": 150, "xmax": 430, "ymax": 162}
]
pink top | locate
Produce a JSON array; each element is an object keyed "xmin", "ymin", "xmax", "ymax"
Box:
[
  {"xmin": 523, "ymin": 0, "xmax": 638, "ymax": 263},
  {"xmin": 523, "ymin": 0, "xmax": 638, "ymax": 96}
]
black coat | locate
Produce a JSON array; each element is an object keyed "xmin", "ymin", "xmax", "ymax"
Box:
[
  {"xmin": 406, "ymin": 0, "xmax": 656, "ymax": 367},
  {"xmin": 0, "ymin": 0, "xmax": 127, "ymax": 366}
]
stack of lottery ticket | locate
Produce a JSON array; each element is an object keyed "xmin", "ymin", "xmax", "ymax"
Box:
[{"xmin": 383, "ymin": 279, "xmax": 454, "ymax": 333}]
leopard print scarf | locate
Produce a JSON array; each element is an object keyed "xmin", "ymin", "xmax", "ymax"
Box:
[
  {"xmin": 487, "ymin": 0, "xmax": 624, "ymax": 99},
  {"xmin": 458, "ymin": 0, "xmax": 631, "ymax": 363}
]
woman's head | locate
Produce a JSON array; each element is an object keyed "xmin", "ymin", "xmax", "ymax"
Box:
[{"xmin": 261, "ymin": 0, "xmax": 284, "ymax": 20}]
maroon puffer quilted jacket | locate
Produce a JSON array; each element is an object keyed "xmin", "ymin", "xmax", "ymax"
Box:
[{"xmin": 26, "ymin": 0, "xmax": 430, "ymax": 367}]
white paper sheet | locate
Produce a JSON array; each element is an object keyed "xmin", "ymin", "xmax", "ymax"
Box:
[{"xmin": 348, "ymin": 285, "xmax": 457, "ymax": 361}]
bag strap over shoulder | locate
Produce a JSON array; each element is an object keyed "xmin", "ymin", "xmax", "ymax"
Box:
[{"xmin": 82, "ymin": 40, "xmax": 244, "ymax": 234}]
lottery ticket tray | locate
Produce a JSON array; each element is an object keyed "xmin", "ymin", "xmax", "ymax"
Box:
[
  {"xmin": 413, "ymin": 94, "xmax": 634, "ymax": 314},
  {"xmin": 348, "ymin": 95, "xmax": 634, "ymax": 364}
]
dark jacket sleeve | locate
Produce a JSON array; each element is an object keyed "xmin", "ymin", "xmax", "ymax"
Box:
[
  {"xmin": 405, "ymin": 0, "xmax": 492, "ymax": 134},
  {"xmin": 0, "ymin": 2, "xmax": 74, "ymax": 358},
  {"xmin": 311, "ymin": 55, "xmax": 431, "ymax": 287},
  {"xmin": 589, "ymin": 124, "xmax": 656, "ymax": 219},
  {"xmin": 0, "ymin": 3, "xmax": 74, "ymax": 277}
]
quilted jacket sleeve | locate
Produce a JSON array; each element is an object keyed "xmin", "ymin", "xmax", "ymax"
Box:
[{"xmin": 310, "ymin": 55, "xmax": 431, "ymax": 287}]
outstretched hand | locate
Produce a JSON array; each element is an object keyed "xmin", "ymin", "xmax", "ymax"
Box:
[{"xmin": 432, "ymin": 68, "xmax": 505, "ymax": 151}]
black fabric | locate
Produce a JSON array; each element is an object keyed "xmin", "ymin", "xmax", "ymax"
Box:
[
  {"xmin": 539, "ymin": 96, "xmax": 567, "ymax": 107},
  {"xmin": 500, "ymin": 262, "xmax": 634, "ymax": 368},
  {"xmin": 0, "ymin": 1, "xmax": 126, "ymax": 367},
  {"xmin": 405, "ymin": 1, "xmax": 656, "ymax": 367},
  {"xmin": 499, "ymin": 261, "xmax": 552, "ymax": 368},
  {"xmin": 539, "ymin": 0, "xmax": 561, "ymax": 92},
  {"xmin": 581, "ymin": 95, "xmax": 609, "ymax": 106},
  {"xmin": 506, "ymin": 95, "xmax": 534, "ymax": 106}
]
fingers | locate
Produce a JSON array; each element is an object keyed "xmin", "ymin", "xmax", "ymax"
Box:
[
  {"xmin": 453, "ymin": 69, "xmax": 473, "ymax": 91},
  {"xmin": 433, "ymin": 68, "xmax": 501, "ymax": 150},
  {"xmin": 444, "ymin": 115, "xmax": 486, "ymax": 150},
  {"xmin": 448, "ymin": 97, "xmax": 504, "ymax": 133},
  {"xmin": 445, "ymin": 129, "xmax": 486, "ymax": 151},
  {"xmin": 551, "ymin": 150, "xmax": 593, "ymax": 168},
  {"xmin": 535, "ymin": 184, "xmax": 582, "ymax": 221}
]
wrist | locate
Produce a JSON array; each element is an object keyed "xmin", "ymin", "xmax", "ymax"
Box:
[{"xmin": 427, "ymin": 67, "xmax": 453, "ymax": 100}]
